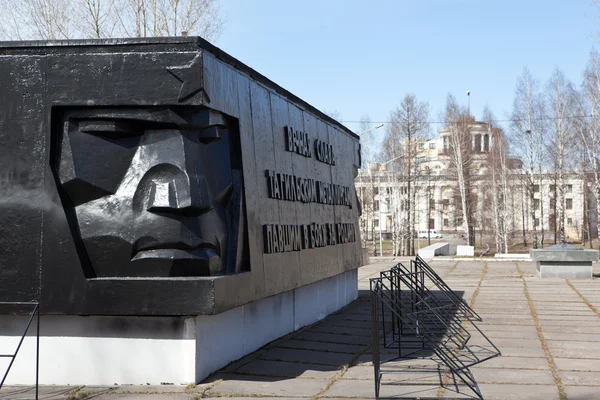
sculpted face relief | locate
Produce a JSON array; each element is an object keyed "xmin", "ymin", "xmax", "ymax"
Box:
[{"xmin": 53, "ymin": 107, "xmax": 246, "ymax": 278}]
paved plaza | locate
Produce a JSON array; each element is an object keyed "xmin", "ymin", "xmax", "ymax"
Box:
[{"xmin": 3, "ymin": 259, "xmax": 600, "ymax": 399}]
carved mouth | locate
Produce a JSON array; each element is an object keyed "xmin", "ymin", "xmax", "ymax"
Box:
[{"xmin": 131, "ymin": 242, "xmax": 219, "ymax": 261}]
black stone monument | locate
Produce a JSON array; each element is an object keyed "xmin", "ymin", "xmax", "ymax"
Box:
[{"xmin": 0, "ymin": 37, "xmax": 362, "ymax": 318}]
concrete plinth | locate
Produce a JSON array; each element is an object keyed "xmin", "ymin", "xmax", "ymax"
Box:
[
  {"xmin": 537, "ymin": 262, "xmax": 593, "ymax": 279},
  {"xmin": 0, "ymin": 269, "xmax": 358, "ymax": 385},
  {"xmin": 531, "ymin": 243, "xmax": 598, "ymax": 279}
]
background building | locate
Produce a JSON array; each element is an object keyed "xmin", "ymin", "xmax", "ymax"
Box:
[{"xmin": 356, "ymin": 120, "xmax": 593, "ymax": 255}]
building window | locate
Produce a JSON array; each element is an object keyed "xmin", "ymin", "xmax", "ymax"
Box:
[
  {"xmin": 533, "ymin": 199, "xmax": 540, "ymax": 210},
  {"xmin": 419, "ymin": 143, "xmax": 425, "ymax": 149},
  {"xmin": 429, "ymin": 198, "xmax": 435, "ymax": 210},
  {"xmin": 373, "ymin": 187, "xmax": 379, "ymax": 195},
  {"xmin": 442, "ymin": 199, "xmax": 449, "ymax": 210},
  {"xmin": 533, "ymin": 185, "xmax": 540, "ymax": 193},
  {"xmin": 443, "ymin": 136, "xmax": 449, "ymax": 151},
  {"xmin": 429, "ymin": 143, "xmax": 436, "ymax": 149},
  {"xmin": 550, "ymin": 184, "xmax": 556, "ymax": 192},
  {"xmin": 484, "ymin": 134, "xmax": 490, "ymax": 152},
  {"xmin": 567, "ymin": 217, "xmax": 573, "ymax": 225},
  {"xmin": 474, "ymin": 134, "xmax": 481, "ymax": 152},
  {"xmin": 443, "ymin": 218, "xmax": 449, "ymax": 227},
  {"xmin": 566, "ymin": 184, "xmax": 573, "ymax": 193},
  {"xmin": 373, "ymin": 219, "xmax": 379, "ymax": 228},
  {"xmin": 534, "ymin": 218, "xmax": 540, "ymax": 227},
  {"xmin": 566, "ymin": 198, "xmax": 573, "ymax": 210}
]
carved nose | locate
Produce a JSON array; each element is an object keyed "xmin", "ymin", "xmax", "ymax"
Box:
[{"xmin": 146, "ymin": 166, "xmax": 213, "ymax": 216}]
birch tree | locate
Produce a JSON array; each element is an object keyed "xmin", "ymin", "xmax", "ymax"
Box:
[
  {"xmin": 575, "ymin": 50, "xmax": 600, "ymax": 247},
  {"xmin": 511, "ymin": 68, "xmax": 546, "ymax": 248},
  {"xmin": 444, "ymin": 94, "xmax": 474, "ymax": 243},
  {"xmin": 545, "ymin": 68, "xmax": 577, "ymax": 243},
  {"xmin": 484, "ymin": 107, "xmax": 510, "ymax": 253},
  {"xmin": 384, "ymin": 93, "xmax": 430, "ymax": 255},
  {"xmin": 356, "ymin": 117, "xmax": 379, "ymax": 255},
  {"xmin": 0, "ymin": 0, "xmax": 224, "ymax": 42}
]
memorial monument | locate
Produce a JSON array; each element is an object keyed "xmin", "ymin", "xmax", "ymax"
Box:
[{"xmin": 0, "ymin": 37, "xmax": 362, "ymax": 384}]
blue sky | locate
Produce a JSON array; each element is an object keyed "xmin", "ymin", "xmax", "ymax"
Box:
[{"xmin": 217, "ymin": 0, "xmax": 599, "ymax": 144}]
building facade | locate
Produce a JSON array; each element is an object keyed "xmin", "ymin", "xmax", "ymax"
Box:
[{"xmin": 356, "ymin": 121, "xmax": 592, "ymax": 252}]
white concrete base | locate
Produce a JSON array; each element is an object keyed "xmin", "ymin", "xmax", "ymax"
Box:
[
  {"xmin": 494, "ymin": 253, "xmax": 531, "ymax": 261},
  {"xmin": 0, "ymin": 269, "xmax": 358, "ymax": 385},
  {"xmin": 418, "ymin": 243, "xmax": 449, "ymax": 258},
  {"xmin": 537, "ymin": 263, "xmax": 592, "ymax": 279},
  {"xmin": 456, "ymin": 245, "xmax": 474, "ymax": 257}
]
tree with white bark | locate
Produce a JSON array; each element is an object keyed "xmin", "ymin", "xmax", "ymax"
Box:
[
  {"xmin": 383, "ymin": 93, "xmax": 429, "ymax": 255},
  {"xmin": 545, "ymin": 68, "xmax": 577, "ymax": 243},
  {"xmin": 0, "ymin": 0, "xmax": 224, "ymax": 41},
  {"xmin": 574, "ymin": 50, "xmax": 600, "ymax": 247},
  {"xmin": 511, "ymin": 67, "xmax": 547, "ymax": 248},
  {"xmin": 443, "ymin": 94, "xmax": 475, "ymax": 244},
  {"xmin": 484, "ymin": 107, "xmax": 510, "ymax": 253}
]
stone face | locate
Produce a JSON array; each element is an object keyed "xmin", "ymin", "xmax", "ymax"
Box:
[{"xmin": 0, "ymin": 38, "xmax": 361, "ymax": 316}]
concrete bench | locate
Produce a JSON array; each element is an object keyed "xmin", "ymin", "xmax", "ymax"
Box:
[{"xmin": 418, "ymin": 242, "xmax": 450, "ymax": 258}]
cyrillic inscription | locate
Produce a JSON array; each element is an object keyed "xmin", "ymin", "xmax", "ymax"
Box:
[
  {"xmin": 266, "ymin": 170, "xmax": 351, "ymax": 208},
  {"xmin": 263, "ymin": 222, "xmax": 356, "ymax": 254},
  {"xmin": 315, "ymin": 139, "xmax": 335, "ymax": 165},
  {"xmin": 285, "ymin": 126, "xmax": 312, "ymax": 158}
]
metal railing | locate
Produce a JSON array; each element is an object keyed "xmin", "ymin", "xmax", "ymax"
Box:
[
  {"xmin": 0, "ymin": 302, "xmax": 40, "ymax": 399},
  {"xmin": 370, "ymin": 259, "xmax": 499, "ymax": 399}
]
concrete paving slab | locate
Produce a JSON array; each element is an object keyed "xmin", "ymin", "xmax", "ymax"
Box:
[
  {"xmin": 235, "ymin": 359, "xmax": 339, "ymax": 379},
  {"xmin": 293, "ymin": 331, "xmax": 371, "ymax": 346},
  {"xmin": 444, "ymin": 384, "xmax": 560, "ymax": 400},
  {"xmin": 470, "ymin": 368, "xmax": 555, "ymax": 385},
  {"xmin": 277, "ymin": 339, "xmax": 364, "ymax": 354},
  {"xmin": 565, "ymin": 385, "xmax": 600, "ymax": 399},
  {"xmin": 471, "ymin": 356, "xmax": 549, "ymax": 370},
  {"xmin": 309, "ymin": 324, "xmax": 371, "ymax": 337},
  {"xmin": 547, "ymin": 341, "xmax": 600, "ymax": 350},
  {"xmin": 260, "ymin": 347, "xmax": 355, "ymax": 366},
  {"xmin": 554, "ymin": 357, "xmax": 600, "ymax": 372},
  {"xmin": 342, "ymin": 364, "xmax": 444, "ymax": 383},
  {"xmin": 466, "ymin": 324, "xmax": 538, "ymax": 333},
  {"xmin": 0, "ymin": 386, "xmax": 77, "ymax": 400},
  {"xmin": 205, "ymin": 374, "xmax": 328, "ymax": 397},
  {"xmin": 485, "ymin": 347, "xmax": 546, "ymax": 358},
  {"xmin": 203, "ymin": 398, "xmax": 307, "ymax": 400},
  {"xmin": 560, "ymin": 370, "xmax": 600, "ymax": 386},
  {"xmin": 545, "ymin": 332, "xmax": 600, "ymax": 342},
  {"xmin": 325, "ymin": 378, "xmax": 440, "ymax": 399},
  {"xmin": 108, "ymin": 386, "xmax": 191, "ymax": 394},
  {"xmin": 549, "ymin": 348, "xmax": 600, "ymax": 359},
  {"xmin": 91, "ymin": 395, "xmax": 192, "ymax": 400},
  {"xmin": 476, "ymin": 330, "xmax": 541, "ymax": 340},
  {"xmin": 466, "ymin": 338, "xmax": 541, "ymax": 348}
]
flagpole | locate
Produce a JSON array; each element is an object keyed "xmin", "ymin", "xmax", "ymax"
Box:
[{"xmin": 467, "ymin": 91, "xmax": 471, "ymax": 116}]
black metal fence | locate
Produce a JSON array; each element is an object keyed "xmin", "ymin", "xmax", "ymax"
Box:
[
  {"xmin": 0, "ymin": 302, "xmax": 40, "ymax": 399},
  {"xmin": 370, "ymin": 257, "xmax": 499, "ymax": 399}
]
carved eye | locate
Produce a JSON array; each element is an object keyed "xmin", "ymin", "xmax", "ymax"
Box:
[
  {"xmin": 78, "ymin": 120, "xmax": 141, "ymax": 138},
  {"xmin": 198, "ymin": 126, "xmax": 223, "ymax": 145}
]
